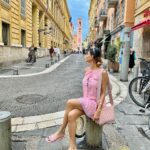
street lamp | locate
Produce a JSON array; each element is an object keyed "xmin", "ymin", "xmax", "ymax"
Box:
[{"xmin": 38, "ymin": 24, "xmax": 53, "ymax": 46}]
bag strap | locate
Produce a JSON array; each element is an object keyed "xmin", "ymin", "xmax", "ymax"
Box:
[{"xmin": 97, "ymin": 68, "xmax": 113, "ymax": 105}]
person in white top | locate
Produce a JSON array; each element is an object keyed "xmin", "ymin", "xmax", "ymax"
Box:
[{"xmin": 56, "ymin": 47, "xmax": 61, "ymax": 61}]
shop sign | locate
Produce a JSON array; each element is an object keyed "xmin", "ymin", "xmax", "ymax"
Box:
[{"xmin": 144, "ymin": 10, "xmax": 150, "ymax": 18}]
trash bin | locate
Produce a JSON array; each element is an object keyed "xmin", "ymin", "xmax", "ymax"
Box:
[{"xmin": 0, "ymin": 111, "xmax": 11, "ymax": 150}]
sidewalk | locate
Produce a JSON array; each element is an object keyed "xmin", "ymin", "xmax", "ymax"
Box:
[
  {"xmin": 0, "ymin": 54, "xmax": 66, "ymax": 76},
  {"xmin": 102, "ymin": 59, "xmax": 150, "ymax": 150}
]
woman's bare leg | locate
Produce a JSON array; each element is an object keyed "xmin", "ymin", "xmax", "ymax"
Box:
[
  {"xmin": 68, "ymin": 109, "xmax": 84, "ymax": 150},
  {"xmin": 48, "ymin": 99, "xmax": 83, "ymax": 139}
]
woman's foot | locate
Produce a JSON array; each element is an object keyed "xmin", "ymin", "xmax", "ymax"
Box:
[
  {"xmin": 45, "ymin": 132, "xmax": 65, "ymax": 143},
  {"xmin": 68, "ymin": 144, "xmax": 77, "ymax": 150}
]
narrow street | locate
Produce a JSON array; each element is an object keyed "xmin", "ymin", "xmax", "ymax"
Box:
[
  {"xmin": 0, "ymin": 0, "xmax": 150, "ymax": 150},
  {"xmin": 0, "ymin": 54, "xmax": 86, "ymax": 117}
]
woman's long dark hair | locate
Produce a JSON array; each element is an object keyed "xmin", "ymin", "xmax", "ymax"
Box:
[{"xmin": 88, "ymin": 47, "xmax": 102, "ymax": 67}]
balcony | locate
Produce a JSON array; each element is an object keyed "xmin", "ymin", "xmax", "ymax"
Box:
[
  {"xmin": 95, "ymin": 19, "xmax": 99, "ymax": 28},
  {"xmin": 99, "ymin": 10, "xmax": 107, "ymax": 21},
  {"xmin": 108, "ymin": 0, "xmax": 118, "ymax": 8}
]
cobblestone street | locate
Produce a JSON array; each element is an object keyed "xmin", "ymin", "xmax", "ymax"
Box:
[
  {"xmin": 0, "ymin": 54, "xmax": 86, "ymax": 117},
  {"xmin": 0, "ymin": 54, "xmax": 150, "ymax": 150}
]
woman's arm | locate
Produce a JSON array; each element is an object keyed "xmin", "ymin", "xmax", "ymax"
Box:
[
  {"xmin": 97, "ymin": 70, "xmax": 109, "ymax": 112},
  {"xmin": 93, "ymin": 70, "xmax": 109, "ymax": 120}
]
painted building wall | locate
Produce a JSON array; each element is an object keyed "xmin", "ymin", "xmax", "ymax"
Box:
[
  {"xmin": 0, "ymin": 0, "xmax": 72, "ymax": 67},
  {"xmin": 133, "ymin": 0, "xmax": 150, "ymax": 60}
]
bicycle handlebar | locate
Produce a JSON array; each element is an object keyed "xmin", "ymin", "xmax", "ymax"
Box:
[{"xmin": 138, "ymin": 58, "xmax": 150, "ymax": 63}]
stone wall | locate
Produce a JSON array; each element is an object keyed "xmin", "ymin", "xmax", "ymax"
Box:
[{"xmin": 0, "ymin": 46, "xmax": 48, "ymax": 68}]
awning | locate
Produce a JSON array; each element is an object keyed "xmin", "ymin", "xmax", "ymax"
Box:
[
  {"xmin": 100, "ymin": 34, "xmax": 111, "ymax": 43},
  {"xmin": 131, "ymin": 19, "xmax": 150, "ymax": 31}
]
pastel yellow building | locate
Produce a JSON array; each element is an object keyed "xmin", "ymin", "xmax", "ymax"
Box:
[
  {"xmin": 0, "ymin": 0, "xmax": 72, "ymax": 67},
  {"xmin": 88, "ymin": 0, "xmax": 97, "ymax": 43}
]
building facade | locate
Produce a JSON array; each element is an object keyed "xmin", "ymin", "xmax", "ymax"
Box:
[
  {"xmin": 132, "ymin": 0, "xmax": 150, "ymax": 59},
  {"xmin": 0, "ymin": 0, "xmax": 72, "ymax": 67},
  {"xmin": 88, "ymin": 0, "xmax": 136, "ymax": 61},
  {"xmin": 88, "ymin": 0, "xmax": 97, "ymax": 44}
]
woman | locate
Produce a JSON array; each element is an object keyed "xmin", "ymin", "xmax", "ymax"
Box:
[
  {"xmin": 129, "ymin": 49, "xmax": 135, "ymax": 73},
  {"xmin": 45, "ymin": 47, "xmax": 109, "ymax": 150}
]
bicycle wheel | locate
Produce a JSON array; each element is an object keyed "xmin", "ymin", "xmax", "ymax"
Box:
[
  {"xmin": 75, "ymin": 115, "xmax": 86, "ymax": 138},
  {"xmin": 129, "ymin": 76, "xmax": 150, "ymax": 108}
]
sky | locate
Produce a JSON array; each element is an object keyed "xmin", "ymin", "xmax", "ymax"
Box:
[{"xmin": 67, "ymin": 0, "xmax": 90, "ymax": 40}]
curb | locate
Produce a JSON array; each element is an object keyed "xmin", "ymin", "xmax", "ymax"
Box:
[{"xmin": 0, "ymin": 55, "xmax": 71, "ymax": 78}]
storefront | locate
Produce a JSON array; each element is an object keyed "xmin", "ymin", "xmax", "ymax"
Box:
[{"xmin": 132, "ymin": 10, "xmax": 150, "ymax": 60}]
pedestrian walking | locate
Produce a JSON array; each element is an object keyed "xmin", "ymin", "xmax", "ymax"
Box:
[
  {"xmin": 45, "ymin": 47, "xmax": 114, "ymax": 150},
  {"xmin": 129, "ymin": 48, "xmax": 136, "ymax": 73},
  {"xmin": 82, "ymin": 48, "xmax": 86, "ymax": 55},
  {"xmin": 49, "ymin": 46, "xmax": 54, "ymax": 61},
  {"xmin": 56, "ymin": 47, "xmax": 61, "ymax": 61}
]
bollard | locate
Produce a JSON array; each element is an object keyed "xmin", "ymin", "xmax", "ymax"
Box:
[
  {"xmin": 51, "ymin": 61, "xmax": 54, "ymax": 65},
  {"xmin": 55, "ymin": 60, "xmax": 57, "ymax": 63},
  {"xmin": 85, "ymin": 117, "xmax": 103, "ymax": 148},
  {"xmin": 133, "ymin": 65, "xmax": 139, "ymax": 92},
  {"xmin": 0, "ymin": 111, "xmax": 11, "ymax": 150},
  {"xmin": 45, "ymin": 64, "xmax": 50, "ymax": 68},
  {"xmin": 13, "ymin": 69, "xmax": 19, "ymax": 75}
]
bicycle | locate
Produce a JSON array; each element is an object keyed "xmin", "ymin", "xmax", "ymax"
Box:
[{"xmin": 129, "ymin": 58, "xmax": 150, "ymax": 108}]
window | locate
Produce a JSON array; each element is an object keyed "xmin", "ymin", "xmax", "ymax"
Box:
[
  {"xmin": 21, "ymin": 0, "xmax": 26, "ymax": 16},
  {"xmin": 3, "ymin": 0, "xmax": 9, "ymax": 3},
  {"xmin": 21, "ymin": 30, "xmax": 26, "ymax": 47},
  {"xmin": 2, "ymin": 22, "xmax": 10, "ymax": 46}
]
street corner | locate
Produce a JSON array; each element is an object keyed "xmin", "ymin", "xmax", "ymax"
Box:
[
  {"xmin": 0, "ymin": 55, "xmax": 71, "ymax": 79},
  {"xmin": 109, "ymin": 74, "xmax": 128, "ymax": 105}
]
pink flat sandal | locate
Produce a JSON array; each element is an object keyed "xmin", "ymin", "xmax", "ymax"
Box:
[{"xmin": 45, "ymin": 134, "xmax": 64, "ymax": 143}]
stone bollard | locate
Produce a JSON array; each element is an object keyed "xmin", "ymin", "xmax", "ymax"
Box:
[
  {"xmin": 85, "ymin": 117, "xmax": 103, "ymax": 148},
  {"xmin": 0, "ymin": 111, "xmax": 11, "ymax": 150},
  {"xmin": 13, "ymin": 69, "xmax": 19, "ymax": 75},
  {"xmin": 51, "ymin": 61, "xmax": 54, "ymax": 65},
  {"xmin": 45, "ymin": 64, "xmax": 50, "ymax": 68}
]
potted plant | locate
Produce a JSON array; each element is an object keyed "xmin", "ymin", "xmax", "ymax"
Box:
[{"xmin": 106, "ymin": 44, "xmax": 119, "ymax": 72}]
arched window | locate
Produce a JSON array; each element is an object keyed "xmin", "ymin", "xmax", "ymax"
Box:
[{"xmin": 21, "ymin": 0, "xmax": 26, "ymax": 16}]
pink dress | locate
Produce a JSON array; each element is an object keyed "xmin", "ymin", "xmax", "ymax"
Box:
[{"xmin": 79, "ymin": 69, "xmax": 102, "ymax": 118}]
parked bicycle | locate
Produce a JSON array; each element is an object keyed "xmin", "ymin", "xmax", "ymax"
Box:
[{"xmin": 129, "ymin": 58, "xmax": 150, "ymax": 108}]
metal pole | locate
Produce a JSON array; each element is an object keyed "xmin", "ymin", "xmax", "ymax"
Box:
[
  {"xmin": 0, "ymin": 111, "xmax": 11, "ymax": 150},
  {"xmin": 120, "ymin": 27, "xmax": 131, "ymax": 82}
]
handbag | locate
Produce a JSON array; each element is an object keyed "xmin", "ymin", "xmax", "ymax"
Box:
[{"xmin": 95, "ymin": 69, "xmax": 115, "ymax": 125}]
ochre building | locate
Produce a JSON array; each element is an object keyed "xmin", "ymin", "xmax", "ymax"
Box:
[{"xmin": 0, "ymin": 0, "xmax": 72, "ymax": 67}]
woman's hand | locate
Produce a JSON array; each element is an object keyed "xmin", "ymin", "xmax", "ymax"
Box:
[{"xmin": 93, "ymin": 110, "xmax": 101, "ymax": 121}]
